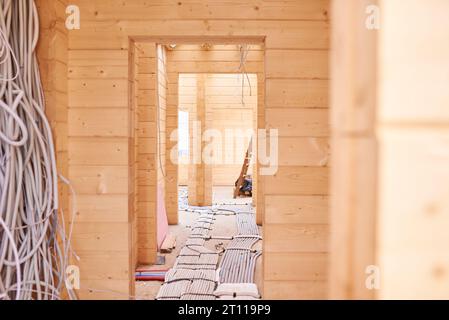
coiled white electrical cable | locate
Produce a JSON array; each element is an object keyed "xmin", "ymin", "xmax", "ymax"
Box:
[{"xmin": 0, "ymin": 0, "xmax": 77, "ymax": 300}]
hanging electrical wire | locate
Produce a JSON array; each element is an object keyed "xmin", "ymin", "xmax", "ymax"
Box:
[
  {"xmin": 0, "ymin": 0, "xmax": 76, "ymax": 300},
  {"xmin": 238, "ymin": 44, "xmax": 253, "ymax": 106}
]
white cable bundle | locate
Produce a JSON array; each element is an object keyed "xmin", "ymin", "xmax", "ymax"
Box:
[{"xmin": 0, "ymin": 0, "xmax": 75, "ymax": 300}]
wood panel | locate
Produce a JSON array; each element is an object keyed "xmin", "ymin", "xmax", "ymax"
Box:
[
  {"xmin": 277, "ymin": 137, "xmax": 329, "ymax": 166},
  {"xmin": 156, "ymin": 45, "xmax": 170, "ymax": 225},
  {"xmin": 265, "ymin": 195, "xmax": 328, "ymax": 224},
  {"xmin": 36, "ymin": 0, "xmax": 70, "ymax": 299},
  {"xmin": 36, "ymin": 0, "xmax": 69, "ymax": 217},
  {"xmin": 176, "ymin": 72, "xmax": 258, "ymax": 186},
  {"xmin": 187, "ymin": 74, "xmax": 213, "ymax": 206},
  {"xmin": 68, "ymin": 108, "xmax": 129, "ymax": 137},
  {"xmin": 68, "ymin": 20, "xmax": 328, "ymax": 50},
  {"xmin": 264, "ymin": 224, "xmax": 329, "ymax": 253},
  {"xmin": 61, "ymin": 0, "xmax": 330, "ymax": 299},
  {"xmin": 328, "ymin": 0, "xmax": 378, "ymax": 300},
  {"xmin": 265, "ymin": 253, "xmax": 327, "ymax": 281},
  {"xmin": 74, "ymin": 194, "xmax": 129, "ymax": 222},
  {"xmin": 65, "ymin": 26, "xmax": 135, "ymax": 299},
  {"xmin": 264, "ymin": 280, "xmax": 327, "ymax": 300},
  {"xmin": 266, "ymin": 50, "xmax": 328, "ymax": 79},
  {"xmin": 264, "ymin": 166, "xmax": 329, "ymax": 195},
  {"xmin": 69, "ymin": 79, "xmax": 128, "ymax": 107},
  {"xmin": 69, "ymin": 0, "xmax": 329, "ymax": 21},
  {"xmin": 330, "ymin": 0, "xmax": 449, "ymax": 300},
  {"xmin": 266, "ymin": 79, "xmax": 328, "ymax": 108},
  {"xmin": 166, "ymin": 45, "xmax": 264, "ymax": 221},
  {"xmin": 266, "ymin": 108, "xmax": 329, "ymax": 137},
  {"xmin": 209, "ymin": 75, "xmax": 256, "ymax": 186}
]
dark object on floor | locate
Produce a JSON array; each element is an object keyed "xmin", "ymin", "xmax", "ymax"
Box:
[{"xmin": 241, "ymin": 177, "xmax": 252, "ymax": 196}]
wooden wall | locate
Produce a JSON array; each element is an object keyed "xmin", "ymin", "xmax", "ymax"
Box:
[
  {"xmin": 166, "ymin": 44, "xmax": 262, "ymax": 219},
  {"xmin": 67, "ymin": 47, "xmax": 134, "ymax": 298},
  {"xmin": 187, "ymin": 74, "xmax": 213, "ymax": 206},
  {"xmin": 133, "ymin": 42, "xmax": 158, "ymax": 265},
  {"xmin": 39, "ymin": 0, "xmax": 330, "ymax": 299},
  {"xmin": 330, "ymin": 0, "xmax": 449, "ymax": 300},
  {"xmin": 129, "ymin": 40, "xmax": 138, "ymax": 282},
  {"xmin": 156, "ymin": 45, "xmax": 168, "ymax": 231},
  {"xmin": 36, "ymin": 0, "xmax": 70, "ymax": 299},
  {"xmin": 207, "ymin": 74, "xmax": 256, "ymax": 187},
  {"xmin": 177, "ymin": 73, "xmax": 257, "ymax": 187},
  {"xmin": 38, "ymin": 0, "xmax": 135, "ymax": 298},
  {"xmin": 36, "ymin": 0, "xmax": 69, "ymax": 216},
  {"xmin": 35, "ymin": 0, "xmax": 449, "ymax": 301},
  {"xmin": 376, "ymin": 0, "xmax": 449, "ymax": 299}
]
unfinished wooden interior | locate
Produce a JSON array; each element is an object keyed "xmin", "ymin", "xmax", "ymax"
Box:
[
  {"xmin": 176, "ymin": 72, "xmax": 258, "ymax": 187},
  {"xmin": 28, "ymin": 0, "xmax": 449, "ymax": 300},
  {"xmin": 37, "ymin": 0, "xmax": 330, "ymax": 299},
  {"xmin": 329, "ymin": 0, "xmax": 449, "ymax": 299}
]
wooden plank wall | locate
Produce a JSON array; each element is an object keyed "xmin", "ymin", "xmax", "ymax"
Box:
[
  {"xmin": 376, "ymin": 0, "xmax": 449, "ymax": 299},
  {"xmin": 38, "ymin": 0, "xmax": 135, "ymax": 298},
  {"xmin": 36, "ymin": 0, "xmax": 70, "ymax": 299},
  {"xmin": 164, "ymin": 49, "xmax": 178, "ymax": 224},
  {"xmin": 56, "ymin": 0, "xmax": 330, "ymax": 299},
  {"xmin": 36, "ymin": 0, "xmax": 69, "ymax": 217},
  {"xmin": 67, "ymin": 49, "xmax": 133, "ymax": 298},
  {"xmin": 330, "ymin": 0, "xmax": 449, "ymax": 300},
  {"xmin": 129, "ymin": 41, "xmax": 138, "ymax": 281},
  {"xmin": 166, "ymin": 44, "xmax": 263, "ymax": 223},
  {"xmin": 209, "ymin": 74, "xmax": 256, "ymax": 186},
  {"xmin": 156, "ymin": 45, "xmax": 168, "ymax": 229},
  {"xmin": 187, "ymin": 74, "xmax": 213, "ymax": 206},
  {"xmin": 177, "ymin": 73, "xmax": 257, "ymax": 186}
]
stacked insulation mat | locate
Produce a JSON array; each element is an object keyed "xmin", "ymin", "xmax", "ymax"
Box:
[
  {"xmin": 156, "ymin": 204, "xmax": 262, "ymax": 300},
  {"xmin": 216, "ymin": 210, "xmax": 262, "ymax": 300}
]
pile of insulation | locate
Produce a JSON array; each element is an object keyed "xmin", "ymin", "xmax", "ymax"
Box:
[
  {"xmin": 157, "ymin": 197, "xmax": 262, "ymax": 300},
  {"xmin": 157, "ymin": 211, "xmax": 219, "ymax": 300}
]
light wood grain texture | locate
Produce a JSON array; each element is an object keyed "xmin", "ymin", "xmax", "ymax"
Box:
[
  {"xmin": 329, "ymin": 0, "xmax": 378, "ymax": 300},
  {"xmin": 134, "ymin": 42, "xmax": 158, "ymax": 263},
  {"xmin": 56, "ymin": 0, "xmax": 330, "ymax": 299},
  {"xmin": 187, "ymin": 74, "xmax": 213, "ymax": 206},
  {"xmin": 376, "ymin": 0, "xmax": 449, "ymax": 299}
]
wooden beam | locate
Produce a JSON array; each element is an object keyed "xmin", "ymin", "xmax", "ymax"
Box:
[
  {"xmin": 188, "ymin": 74, "xmax": 212, "ymax": 206},
  {"xmin": 329, "ymin": 0, "xmax": 378, "ymax": 300}
]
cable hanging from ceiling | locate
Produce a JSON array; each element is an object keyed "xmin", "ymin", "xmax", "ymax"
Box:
[
  {"xmin": 238, "ymin": 44, "xmax": 253, "ymax": 106},
  {"xmin": 0, "ymin": 0, "xmax": 76, "ymax": 300}
]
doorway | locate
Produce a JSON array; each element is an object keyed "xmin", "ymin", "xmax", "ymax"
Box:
[
  {"xmin": 131, "ymin": 41, "xmax": 265, "ymax": 299},
  {"xmin": 177, "ymin": 73, "xmax": 257, "ymax": 204}
]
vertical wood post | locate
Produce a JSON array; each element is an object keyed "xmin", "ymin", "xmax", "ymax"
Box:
[{"xmin": 188, "ymin": 74, "xmax": 212, "ymax": 206}]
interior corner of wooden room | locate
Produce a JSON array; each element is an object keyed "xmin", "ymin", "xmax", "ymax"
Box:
[
  {"xmin": 15, "ymin": 0, "xmax": 449, "ymax": 301},
  {"xmin": 37, "ymin": 0, "xmax": 332, "ymax": 300}
]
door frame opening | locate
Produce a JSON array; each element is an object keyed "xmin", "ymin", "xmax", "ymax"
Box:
[{"xmin": 129, "ymin": 35, "xmax": 266, "ymax": 295}]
